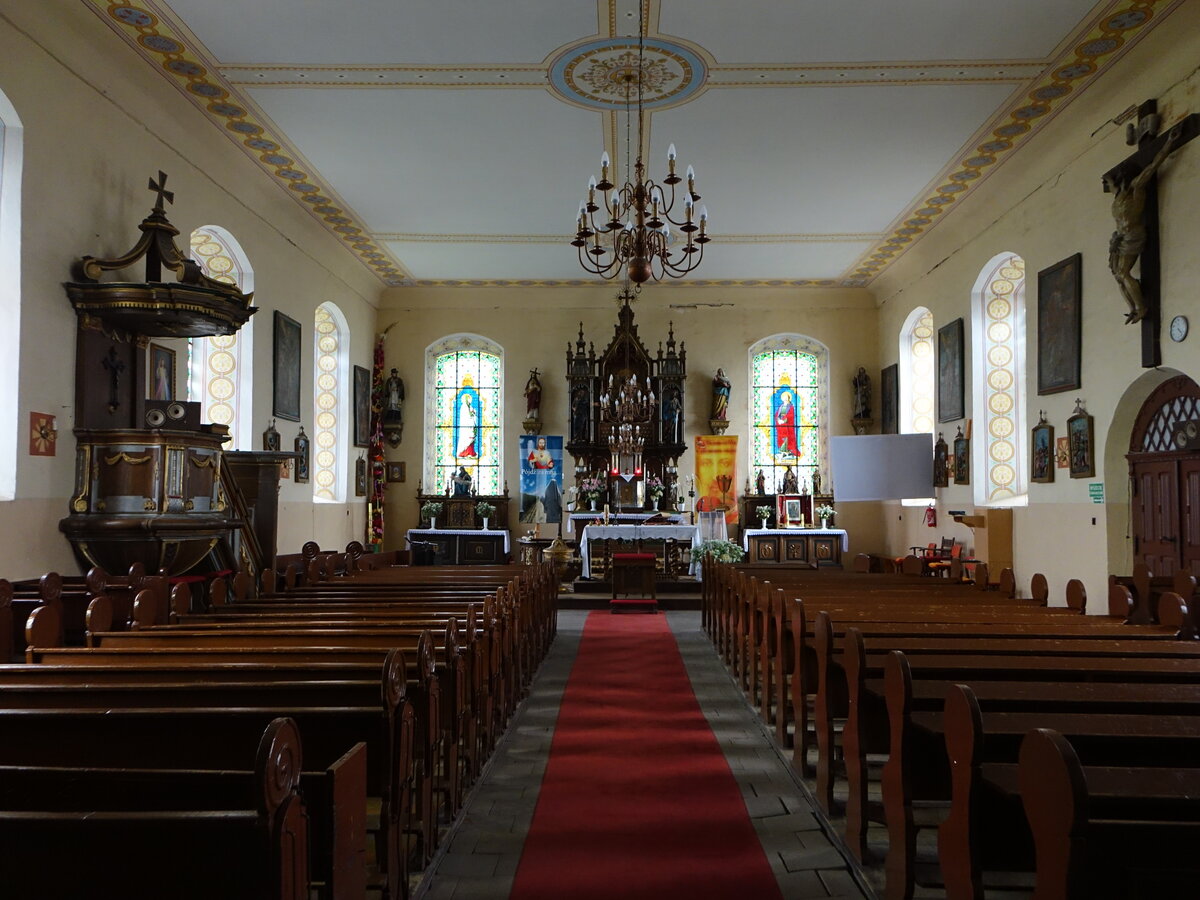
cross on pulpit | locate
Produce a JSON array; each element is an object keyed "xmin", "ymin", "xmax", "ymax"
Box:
[
  {"xmin": 1101, "ymin": 100, "xmax": 1199, "ymax": 367},
  {"xmin": 148, "ymin": 171, "xmax": 174, "ymax": 212},
  {"xmin": 101, "ymin": 347, "xmax": 125, "ymax": 414}
]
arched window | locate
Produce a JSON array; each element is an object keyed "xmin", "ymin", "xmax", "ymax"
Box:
[
  {"xmin": 972, "ymin": 252, "xmax": 1027, "ymax": 505},
  {"xmin": 424, "ymin": 335, "xmax": 504, "ymax": 495},
  {"xmin": 313, "ymin": 302, "xmax": 348, "ymax": 502},
  {"xmin": 188, "ymin": 226, "xmax": 255, "ymax": 449},
  {"xmin": 748, "ymin": 334, "xmax": 829, "ymax": 493},
  {"xmin": 900, "ymin": 307, "xmax": 935, "ymax": 435},
  {"xmin": 0, "ymin": 89, "xmax": 22, "ymax": 501}
]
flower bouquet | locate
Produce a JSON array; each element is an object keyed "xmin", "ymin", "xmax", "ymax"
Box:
[
  {"xmin": 755, "ymin": 505, "xmax": 772, "ymax": 523},
  {"xmin": 689, "ymin": 538, "xmax": 746, "ymax": 565},
  {"xmin": 475, "ymin": 501, "xmax": 496, "ymax": 519},
  {"xmin": 645, "ymin": 474, "xmax": 665, "ymax": 501},
  {"xmin": 579, "ymin": 474, "xmax": 605, "ymax": 506}
]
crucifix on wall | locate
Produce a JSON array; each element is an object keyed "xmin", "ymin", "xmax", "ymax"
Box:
[{"xmin": 1101, "ymin": 99, "xmax": 1198, "ymax": 367}]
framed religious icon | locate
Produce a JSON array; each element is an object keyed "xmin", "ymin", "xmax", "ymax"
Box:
[
  {"xmin": 273, "ymin": 311, "xmax": 301, "ymax": 422},
  {"xmin": 933, "ymin": 433, "xmax": 949, "ymax": 487},
  {"xmin": 937, "ymin": 318, "xmax": 964, "ymax": 422},
  {"xmin": 1031, "ymin": 418, "xmax": 1054, "ymax": 483},
  {"xmin": 1037, "ymin": 253, "xmax": 1082, "ymax": 395},
  {"xmin": 880, "ymin": 363, "xmax": 899, "ymax": 434},
  {"xmin": 148, "ymin": 344, "xmax": 175, "ymax": 401},
  {"xmin": 294, "ymin": 426, "xmax": 310, "ymax": 484},
  {"xmin": 776, "ymin": 494, "xmax": 803, "ymax": 528},
  {"xmin": 353, "ymin": 365, "xmax": 371, "ymax": 448},
  {"xmin": 953, "ymin": 428, "xmax": 970, "ymax": 485},
  {"xmin": 1067, "ymin": 404, "xmax": 1095, "ymax": 478},
  {"xmin": 385, "ymin": 461, "xmax": 406, "ymax": 483},
  {"xmin": 355, "ymin": 456, "xmax": 367, "ymax": 496}
]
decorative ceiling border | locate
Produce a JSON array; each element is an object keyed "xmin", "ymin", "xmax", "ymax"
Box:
[
  {"xmin": 377, "ymin": 232, "xmax": 880, "ymax": 244},
  {"xmin": 843, "ymin": 0, "xmax": 1182, "ymax": 287},
  {"xmin": 86, "ymin": 1, "xmax": 413, "ymax": 287},
  {"xmin": 404, "ymin": 278, "xmax": 842, "ymax": 288}
]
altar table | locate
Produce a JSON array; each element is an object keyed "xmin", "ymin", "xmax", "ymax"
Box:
[
  {"xmin": 741, "ymin": 527, "xmax": 848, "ymax": 568},
  {"xmin": 579, "ymin": 524, "xmax": 701, "ymax": 579}
]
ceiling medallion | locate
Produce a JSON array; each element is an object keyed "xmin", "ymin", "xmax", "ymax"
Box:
[{"xmin": 549, "ymin": 36, "xmax": 707, "ymax": 111}]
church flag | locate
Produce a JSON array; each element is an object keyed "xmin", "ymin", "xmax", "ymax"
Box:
[
  {"xmin": 519, "ymin": 435, "xmax": 563, "ymax": 524},
  {"xmin": 695, "ymin": 434, "xmax": 739, "ymax": 525}
]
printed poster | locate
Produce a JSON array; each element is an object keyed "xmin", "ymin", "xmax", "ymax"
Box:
[
  {"xmin": 519, "ymin": 434, "xmax": 563, "ymax": 523},
  {"xmin": 695, "ymin": 434, "xmax": 739, "ymax": 525}
]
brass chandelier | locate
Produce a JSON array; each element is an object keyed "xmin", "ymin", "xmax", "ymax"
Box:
[{"xmin": 570, "ymin": 2, "xmax": 709, "ymax": 283}]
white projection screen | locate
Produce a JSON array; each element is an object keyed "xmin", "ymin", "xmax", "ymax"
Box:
[{"xmin": 830, "ymin": 434, "xmax": 933, "ymax": 501}]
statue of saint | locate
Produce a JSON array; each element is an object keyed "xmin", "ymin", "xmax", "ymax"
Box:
[
  {"xmin": 384, "ymin": 369, "xmax": 405, "ymax": 424},
  {"xmin": 812, "ymin": 469, "xmax": 822, "ymax": 495},
  {"xmin": 755, "ymin": 468, "xmax": 766, "ymax": 495},
  {"xmin": 524, "ymin": 369, "xmax": 542, "ymax": 420},
  {"xmin": 781, "ymin": 466, "xmax": 798, "ymax": 494},
  {"xmin": 1105, "ymin": 124, "xmax": 1182, "ymax": 323},
  {"xmin": 711, "ymin": 368, "xmax": 731, "ymax": 420},
  {"xmin": 453, "ymin": 466, "xmax": 473, "ymax": 497},
  {"xmin": 852, "ymin": 367, "xmax": 872, "ymax": 419}
]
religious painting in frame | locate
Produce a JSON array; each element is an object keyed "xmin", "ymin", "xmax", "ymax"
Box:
[
  {"xmin": 953, "ymin": 430, "xmax": 970, "ymax": 485},
  {"xmin": 272, "ymin": 311, "xmax": 301, "ymax": 422},
  {"xmin": 294, "ymin": 427, "xmax": 310, "ymax": 484},
  {"xmin": 933, "ymin": 433, "xmax": 949, "ymax": 487},
  {"xmin": 353, "ymin": 365, "xmax": 371, "ymax": 448},
  {"xmin": 1037, "ymin": 253, "xmax": 1082, "ymax": 395},
  {"xmin": 520, "ymin": 435, "xmax": 563, "ymax": 524},
  {"xmin": 1056, "ymin": 436, "xmax": 1070, "ymax": 469},
  {"xmin": 937, "ymin": 318, "xmax": 964, "ymax": 423},
  {"xmin": 148, "ymin": 343, "xmax": 175, "ymax": 401},
  {"xmin": 776, "ymin": 494, "xmax": 803, "ymax": 528},
  {"xmin": 385, "ymin": 461, "xmax": 406, "ymax": 483},
  {"xmin": 880, "ymin": 363, "xmax": 899, "ymax": 435},
  {"xmin": 355, "ymin": 457, "xmax": 367, "ymax": 496},
  {"xmin": 1031, "ymin": 420, "xmax": 1054, "ymax": 483},
  {"xmin": 1067, "ymin": 408, "xmax": 1095, "ymax": 479}
]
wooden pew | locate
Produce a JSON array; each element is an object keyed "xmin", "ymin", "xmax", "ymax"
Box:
[{"xmin": 0, "ymin": 716, "xmax": 309, "ymax": 900}]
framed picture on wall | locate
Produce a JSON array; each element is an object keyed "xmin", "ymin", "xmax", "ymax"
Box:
[
  {"xmin": 937, "ymin": 318, "xmax": 964, "ymax": 422},
  {"xmin": 1031, "ymin": 418, "xmax": 1054, "ymax": 483},
  {"xmin": 1037, "ymin": 253, "xmax": 1082, "ymax": 395},
  {"xmin": 148, "ymin": 344, "xmax": 175, "ymax": 401},
  {"xmin": 776, "ymin": 494, "xmax": 802, "ymax": 528},
  {"xmin": 953, "ymin": 428, "xmax": 970, "ymax": 485},
  {"xmin": 353, "ymin": 365, "xmax": 371, "ymax": 447},
  {"xmin": 1068, "ymin": 404, "xmax": 1095, "ymax": 479},
  {"xmin": 880, "ymin": 363, "xmax": 899, "ymax": 434},
  {"xmin": 272, "ymin": 311, "xmax": 301, "ymax": 422},
  {"xmin": 386, "ymin": 461, "xmax": 406, "ymax": 483}
]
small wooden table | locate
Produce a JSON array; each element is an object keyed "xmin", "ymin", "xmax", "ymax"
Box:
[{"xmin": 610, "ymin": 552, "xmax": 658, "ymax": 614}]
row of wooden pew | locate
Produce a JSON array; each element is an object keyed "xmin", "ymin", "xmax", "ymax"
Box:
[
  {"xmin": 701, "ymin": 556, "xmax": 1200, "ymax": 899},
  {"xmin": 0, "ymin": 549, "xmax": 556, "ymax": 900}
]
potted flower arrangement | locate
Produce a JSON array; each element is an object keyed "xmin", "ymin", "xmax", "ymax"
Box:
[
  {"xmin": 420, "ymin": 501, "xmax": 443, "ymax": 529},
  {"xmin": 475, "ymin": 501, "xmax": 495, "ymax": 530},
  {"xmin": 645, "ymin": 474, "xmax": 666, "ymax": 509},
  {"xmin": 755, "ymin": 505, "xmax": 772, "ymax": 526},
  {"xmin": 690, "ymin": 538, "xmax": 746, "ymax": 565},
  {"xmin": 579, "ymin": 474, "xmax": 605, "ymax": 510},
  {"xmin": 815, "ymin": 503, "xmax": 835, "ymax": 529}
]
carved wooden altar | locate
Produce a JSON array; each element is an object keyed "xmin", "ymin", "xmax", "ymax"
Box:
[{"xmin": 565, "ymin": 292, "xmax": 687, "ymax": 508}]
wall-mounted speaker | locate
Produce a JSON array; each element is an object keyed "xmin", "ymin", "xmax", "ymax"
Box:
[{"xmin": 145, "ymin": 400, "xmax": 201, "ymax": 431}]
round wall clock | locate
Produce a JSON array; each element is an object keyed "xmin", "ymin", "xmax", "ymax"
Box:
[{"xmin": 1170, "ymin": 315, "xmax": 1189, "ymax": 342}]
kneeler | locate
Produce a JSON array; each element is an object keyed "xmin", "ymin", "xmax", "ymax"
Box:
[{"xmin": 609, "ymin": 552, "xmax": 658, "ymax": 613}]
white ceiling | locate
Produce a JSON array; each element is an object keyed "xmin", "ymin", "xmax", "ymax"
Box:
[{"xmin": 92, "ymin": 0, "xmax": 1172, "ymax": 288}]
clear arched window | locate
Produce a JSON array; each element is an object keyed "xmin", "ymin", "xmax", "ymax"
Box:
[
  {"xmin": 972, "ymin": 252, "xmax": 1027, "ymax": 505},
  {"xmin": 900, "ymin": 308, "xmax": 935, "ymax": 435},
  {"xmin": 188, "ymin": 227, "xmax": 255, "ymax": 449},
  {"xmin": 748, "ymin": 334, "xmax": 829, "ymax": 493},
  {"xmin": 0, "ymin": 89, "xmax": 23, "ymax": 501},
  {"xmin": 424, "ymin": 335, "xmax": 504, "ymax": 495},
  {"xmin": 313, "ymin": 303, "xmax": 348, "ymax": 502}
]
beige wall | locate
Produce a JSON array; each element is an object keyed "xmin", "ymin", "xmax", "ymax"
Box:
[
  {"xmin": 0, "ymin": 0, "xmax": 381, "ymax": 578},
  {"xmin": 872, "ymin": 2, "xmax": 1200, "ymax": 607},
  {"xmin": 375, "ymin": 284, "xmax": 886, "ymax": 554}
]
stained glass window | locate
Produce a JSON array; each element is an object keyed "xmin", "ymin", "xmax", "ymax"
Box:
[
  {"xmin": 425, "ymin": 336, "xmax": 503, "ymax": 495},
  {"xmin": 313, "ymin": 303, "xmax": 347, "ymax": 502},
  {"xmin": 749, "ymin": 336, "xmax": 828, "ymax": 494},
  {"xmin": 973, "ymin": 253, "xmax": 1027, "ymax": 505},
  {"xmin": 188, "ymin": 227, "xmax": 254, "ymax": 449}
]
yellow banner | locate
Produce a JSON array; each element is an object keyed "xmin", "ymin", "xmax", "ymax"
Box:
[{"xmin": 695, "ymin": 435, "xmax": 739, "ymax": 525}]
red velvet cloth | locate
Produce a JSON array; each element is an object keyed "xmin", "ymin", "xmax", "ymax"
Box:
[
  {"xmin": 611, "ymin": 552, "xmax": 656, "ymax": 560},
  {"xmin": 510, "ymin": 612, "xmax": 782, "ymax": 899}
]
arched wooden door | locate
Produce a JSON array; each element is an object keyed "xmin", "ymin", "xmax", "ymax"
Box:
[{"xmin": 1127, "ymin": 375, "xmax": 1200, "ymax": 574}]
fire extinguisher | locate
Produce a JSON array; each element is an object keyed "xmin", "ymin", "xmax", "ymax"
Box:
[{"xmin": 924, "ymin": 505, "xmax": 937, "ymax": 528}]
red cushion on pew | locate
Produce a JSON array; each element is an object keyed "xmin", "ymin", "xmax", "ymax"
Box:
[
  {"xmin": 611, "ymin": 553, "xmax": 656, "ymax": 561},
  {"xmin": 168, "ymin": 575, "xmax": 206, "ymax": 584}
]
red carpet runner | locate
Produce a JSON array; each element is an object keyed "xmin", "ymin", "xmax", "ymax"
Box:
[{"xmin": 510, "ymin": 612, "xmax": 783, "ymax": 899}]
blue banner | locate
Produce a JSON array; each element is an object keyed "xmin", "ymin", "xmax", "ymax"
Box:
[{"xmin": 519, "ymin": 435, "xmax": 563, "ymax": 524}]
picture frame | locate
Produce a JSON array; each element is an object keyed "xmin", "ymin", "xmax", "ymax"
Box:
[
  {"xmin": 386, "ymin": 461, "xmax": 406, "ymax": 483},
  {"xmin": 1056, "ymin": 436, "xmax": 1070, "ymax": 469},
  {"xmin": 1037, "ymin": 253, "xmax": 1082, "ymax": 395},
  {"xmin": 953, "ymin": 431, "xmax": 970, "ymax": 485},
  {"xmin": 1031, "ymin": 420, "xmax": 1055, "ymax": 483},
  {"xmin": 776, "ymin": 493, "xmax": 804, "ymax": 528},
  {"xmin": 353, "ymin": 365, "xmax": 371, "ymax": 448},
  {"xmin": 1067, "ymin": 408, "xmax": 1095, "ymax": 479},
  {"xmin": 938, "ymin": 318, "xmax": 964, "ymax": 422},
  {"xmin": 148, "ymin": 343, "xmax": 175, "ymax": 401},
  {"xmin": 880, "ymin": 363, "xmax": 899, "ymax": 434},
  {"xmin": 272, "ymin": 311, "xmax": 302, "ymax": 422},
  {"xmin": 294, "ymin": 426, "xmax": 310, "ymax": 484},
  {"xmin": 355, "ymin": 457, "xmax": 367, "ymax": 496},
  {"xmin": 933, "ymin": 433, "xmax": 949, "ymax": 487}
]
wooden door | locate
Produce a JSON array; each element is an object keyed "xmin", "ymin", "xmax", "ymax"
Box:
[
  {"xmin": 1181, "ymin": 458, "xmax": 1200, "ymax": 573},
  {"xmin": 1132, "ymin": 459, "xmax": 1179, "ymax": 575}
]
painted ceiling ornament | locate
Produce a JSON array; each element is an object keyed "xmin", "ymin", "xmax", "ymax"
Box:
[
  {"xmin": 549, "ymin": 36, "xmax": 707, "ymax": 111},
  {"xmin": 577, "ymin": 50, "xmax": 679, "ymax": 99}
]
